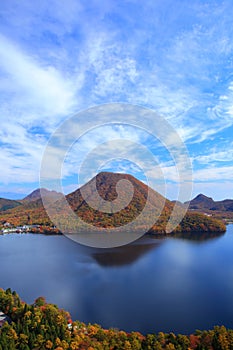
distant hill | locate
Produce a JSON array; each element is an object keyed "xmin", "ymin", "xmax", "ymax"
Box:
[
  {"xmin": 0, "ymin": 189, "xmax": 62, "ymax": 227},
  {"xmin": 23, "ymin": 188, "xmax": 62, "ymax": 202},
  {"xmin": 0, "ymin": 172, "xmax": 226, "ymax": 234},
  {"xmin": 0, "ymin": 198, "xmax": 21, "ymax": 212},
  {"xmin": 186, "ymin": 194, "xmax": 233, "ymax": 212},
  {"xmin": 171, "ymin": 200, "xmax": 185, "ymax": 207}
]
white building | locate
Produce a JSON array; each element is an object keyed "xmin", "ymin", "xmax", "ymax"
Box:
[{"xmin": 0, "ymin": 311, "xmax": 11, "ymax": 328}]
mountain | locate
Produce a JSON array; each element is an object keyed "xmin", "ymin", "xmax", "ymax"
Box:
[
  {"xmin": 65, "ymin": 171, "xmax": 171, "ymax": 231},
  {"xmin": 0, "ymin": 189, "xmax": 62, "ymax": 227},
  {"xmin": 0, "ymin": 172, "xmax": 226, "ymax": 234},
  {"xmin": 185, "ymin": 194, "xmax": 215, "ymax": 210},
  {"xmin": 186, "ymin": 194, "xmax": 233, "ymax": 212},
  {"xmin": 23, "ymin": 188, "xmax": 62, "ymax": 202},
  {"xmin": 0, "ymin": 198, "xmax": 21, "ymax": 212}
]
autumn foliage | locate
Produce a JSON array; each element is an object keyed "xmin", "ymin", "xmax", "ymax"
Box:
[
  {"xmin": 1, "ymin": 288, "xmax": 233, "ymax": 349},
  {"xmin": 0, "ymin": 172, "xmax": 226, "ymax": 236}
]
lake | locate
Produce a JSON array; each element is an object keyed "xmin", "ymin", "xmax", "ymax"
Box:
[{"xmin": 1, "ymin": 225, "xmax": 233, "ymax": 335}]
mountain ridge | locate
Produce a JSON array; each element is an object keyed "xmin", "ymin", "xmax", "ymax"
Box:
[
  {"xmin": 0, "ymin": 172, "xmax": 226, "ymax": 234},
  {"xmin": 186, "ymin": 193, "xmax": 233, "ymax": 212}
]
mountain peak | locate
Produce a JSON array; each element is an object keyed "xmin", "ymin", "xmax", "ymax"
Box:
[
  {"xmin": 95, "ymin": 171, "xmax": 138, "ymax": 181},
  {"xmin": 194, "ymin": 194, "xmax": 214, "ymax": 201},
  {"xmin": 66, "ymin": 171, "xmax": 167, "ymax": 229},
  {"xmin": 23, "ymin": 188, "xmax": 62, "ymax": 202},
  {"xmin": 186, "ymin": 193, "xmax": 215, "ymax": 210}
]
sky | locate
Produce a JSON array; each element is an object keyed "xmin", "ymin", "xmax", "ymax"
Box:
[{"xmin": 0, "ymin": 0, "xmax": 233, "ymax": 201}]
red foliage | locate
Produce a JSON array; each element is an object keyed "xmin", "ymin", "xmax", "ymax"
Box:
[{"xmin": 189, "ymin": 334, "xmax": 200, "ymax": 349}]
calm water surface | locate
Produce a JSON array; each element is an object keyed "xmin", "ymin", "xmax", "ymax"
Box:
[{"xmin": 1, "ymin": 225, "xmax": 233, "ymax": 334}]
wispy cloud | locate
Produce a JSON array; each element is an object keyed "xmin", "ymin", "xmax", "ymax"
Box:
[
  {"xmin": 194, "ymin": 148, "xmax": 233, "ymax": 164},
  {"xmin": 0, "ymin": 34, "xmax": 78, "ymax": 124},
  {"xmin": 194, "ymin": 165, "xmax": 233, "ymax": 182}
]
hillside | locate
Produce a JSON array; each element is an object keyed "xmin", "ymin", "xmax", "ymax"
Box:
[
  {"xmin": 0, "ymin": 198, "xmax": 21, "ymax": 212},
  {"xmin": 1, "ymin": 288, "xmax": 233, "ymax": 349},
  {"xmin": 0, "ymin": 172, "xmax": 226, "ymax": 235},
  {"xmin": 0, "ymin": 188, "xmax": 62, "ymax": 227}
]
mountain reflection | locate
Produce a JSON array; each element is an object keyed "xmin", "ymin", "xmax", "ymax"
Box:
[
  {"xmin": 90, "ymin": 236, "xmax": 164, "ymax": 267},
  {"xmin": 89, "ymin": 230, "xmax": 226, "ymax": 266},
  {"xmin": 169, "ymin": 230, "xmax": 226, "ymax": 242}
]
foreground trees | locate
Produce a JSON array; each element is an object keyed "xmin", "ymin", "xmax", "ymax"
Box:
[{"xmin": 1, "ymin": 288, "xmax": 233, "ymax": 349}]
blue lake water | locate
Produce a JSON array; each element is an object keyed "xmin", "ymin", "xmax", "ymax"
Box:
[{"xmin": 1, "ymin": 225, "xmax": 233, "ymax": 334}]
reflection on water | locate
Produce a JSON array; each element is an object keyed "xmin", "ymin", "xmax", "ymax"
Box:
[
  {"xmin": 146, "ymin": 231, "xmax": 225, "ymax": 242},
  {"xmin": 91, "ymin": 237, "xmax": 163, "ymax": 266},
  {"xmin": 170, "ymin": 230, "xmax": 226, "ymax": 242},
  {"xmin": 83, "ymin": 231, "xmax": 225, "ymax": 267},
  {"xmin": 0, "ymin": 226, "xmax": 232, "ymax": 335}
]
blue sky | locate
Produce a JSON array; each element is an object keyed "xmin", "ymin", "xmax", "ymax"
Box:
[{"xmin": 0, "ymin": 0, "xmax": 233, "ymax": 201}]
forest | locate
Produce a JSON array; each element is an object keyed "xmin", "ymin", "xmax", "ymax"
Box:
[{"xmin": 1, "ymin": 288, "xmax": 233, "ymax": 349}]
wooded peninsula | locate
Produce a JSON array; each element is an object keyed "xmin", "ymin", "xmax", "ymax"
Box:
[{"xmin": 0, "ymin": 288, "xmax": 232, "ymax": 350}]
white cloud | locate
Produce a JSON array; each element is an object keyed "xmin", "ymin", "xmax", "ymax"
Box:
[
  {"xmin": 1, "ymin": 0, "xmax": 233, "ymax": 200},
  {"xmin": 0, "ymin": 34, "xmax": 77, "ymax": 118},
  {"xmin": 194, "ymin": 148, "xmax": 233, "ymax": 164},
  {"xmin": 194, "ymin": 165, "xmax": 233, "ymax": 182},
  {"xmin": 0, "ymin": 33, "xmax": 83, "ymax": 185},
  {"xmin": 0, "ymin": 122, "xmax": 45, "ymax": 184}
]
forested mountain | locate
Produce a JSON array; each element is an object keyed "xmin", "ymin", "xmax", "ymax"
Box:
[{"xmin": 65, "ymin": 171, "xmax": 172, "ymax": 231}]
